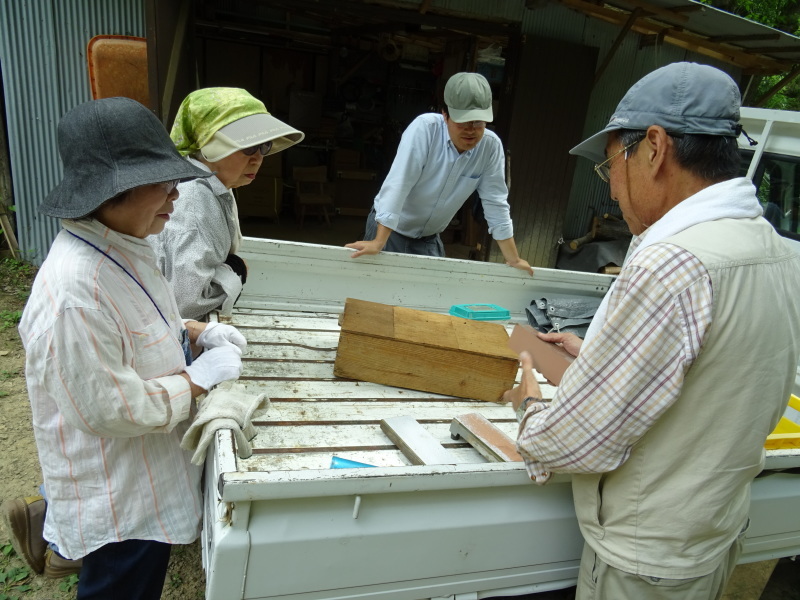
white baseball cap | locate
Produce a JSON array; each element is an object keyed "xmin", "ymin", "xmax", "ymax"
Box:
[{"xmin": 444, "ymin": 72, "xmax": 494, "ymax": 123}]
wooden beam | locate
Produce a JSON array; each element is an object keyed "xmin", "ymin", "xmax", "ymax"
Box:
[
  {"xmin": 0, "ymin": 213, "xmax": 19, "ymax": 259},
  {"xmin": 449, "ymin": 413, "xmax": 522, "ymax": 462},
  {"xmin": 160, "ymin": 0, "xmax": 190, "ymax": 124},
  {"xmin": 380, "ymin": 416, "xmax": 454, "ymax": 465},
  {"xmin": 557, "ymin": 0, "xmax": 793, "ymax": 74},
  {"xmin": 594, "ymin": 7, "xmax": 645, "ymax": 87}
]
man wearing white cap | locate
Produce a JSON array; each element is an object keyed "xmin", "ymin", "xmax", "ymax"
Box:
[
  {"xmin": 346, "ymin": 72, "xmax": 532, "ymax": 275},
  {"xmin": 504, "ymin": 62, "xmax": 800, "ymax": 599}
]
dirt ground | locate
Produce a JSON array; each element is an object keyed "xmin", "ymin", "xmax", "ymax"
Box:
[{"xmin": 0, "ymin": 284, "xmax": 205, "ymax": 599}]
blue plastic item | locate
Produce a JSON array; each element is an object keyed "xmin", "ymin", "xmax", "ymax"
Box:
[
  {"xmin": 448, "ymin": 303, "xmax": 510, "ymax": 321},
  {"xmin": 330, "ymin": 456, "xmax": 376, "ymax": 469}
]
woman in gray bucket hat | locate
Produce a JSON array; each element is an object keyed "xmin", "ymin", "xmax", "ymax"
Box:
[{"xmin": 16, "ymin": 97, "xmax": 248, "ymax": 599}]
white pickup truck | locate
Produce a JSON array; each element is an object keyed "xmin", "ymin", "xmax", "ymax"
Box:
[
  {"xmin": 200, "ymin": 234, "xmax": 800, "ymax": 600},
  {"xmin": 739, "ymin": 106, "xmax": 800, "ymax": 254}
]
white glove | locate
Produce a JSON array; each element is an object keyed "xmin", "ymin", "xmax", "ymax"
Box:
[
  {"xmin": 184, "ymin": 345, "xmax": 242, "ymax": 392},
  {"xmin": 196, "ymin": 322, "xmax": 247, "ymax": 352}
]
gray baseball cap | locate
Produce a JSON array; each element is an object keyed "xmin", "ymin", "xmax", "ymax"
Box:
[
  {"xmin": 570, "ymin": 62, "xmax": 742, "ymax": 164},
  {"xmin": 40, "ymin": 97, "xmax": 210, "ymax": 219},
  {"xmin": 444, "ymin": 72, "xmax": 494, "ymax": 123}
]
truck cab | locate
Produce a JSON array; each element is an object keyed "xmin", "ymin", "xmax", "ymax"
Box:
[{"xmin": 739, "ymin": 106, "xmax": 800, "ymax": 253}]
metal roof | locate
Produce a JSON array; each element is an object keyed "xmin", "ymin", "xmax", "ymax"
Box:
[{"xmin": 554, "ymin": 0, "xmax": 800, "ymax": 74}]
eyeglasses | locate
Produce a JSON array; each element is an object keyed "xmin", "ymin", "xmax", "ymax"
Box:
[
  {"xmin": 594, "ymin": 139, "xmax": 642, "ymax": 183},
  {"xmin": 161, "ymin": 179, "xmax": 179, "ymax": 194},
  {"xmin": 452, "ymin": 120, "xmax": 486, "ymax": 130},
  {"xmin": 242, "ymin": 141, "xmax": 273, "ymax": 156}
]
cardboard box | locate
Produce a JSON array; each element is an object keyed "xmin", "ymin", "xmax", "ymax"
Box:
[
  {"xmin": 507, "ymin": 324, "xmax": 575, "ymax": 385},
  {"xmin": 334, "ymin": 298, "xmax": 519, "ymax": 403}
]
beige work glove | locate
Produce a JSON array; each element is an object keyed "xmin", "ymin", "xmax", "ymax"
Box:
[{"xmin": 181, "ymin": 381, "xmax": 269, "ymax": 465}]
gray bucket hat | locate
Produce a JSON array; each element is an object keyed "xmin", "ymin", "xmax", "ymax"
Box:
[
  {"xmin": 570, "ymin": 62, "xmax": 742, "ymax": 164},
  {"xmin": 40, "ymin": 97, "xmax": 210, "ymax": 219}
]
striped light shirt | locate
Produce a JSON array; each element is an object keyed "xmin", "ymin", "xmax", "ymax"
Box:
[
  {"xmin": 19, "ymin": 218, "xmax": 202, "ymax": 559},
  {"xmin": 374, "ymin": 113, "xmax": 514, "ymax": 240},
  {"xmin": 517, "ymin": 239, "xmax": 713, "ymax": 482}
]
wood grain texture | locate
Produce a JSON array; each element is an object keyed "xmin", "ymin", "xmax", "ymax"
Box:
[
  {"xmin": 334, "ymin": 298, "xmax": 518, "ymax": 402},
  {"xmin": 380, "ymin": 416, "xmax": 455, "ymax": 465},
  {"xmin": 450, "ymin": 413, "xmax": 522, "ymax": 462}
]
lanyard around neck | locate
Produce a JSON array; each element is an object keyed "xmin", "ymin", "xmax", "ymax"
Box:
[{"xmin": 66, "ymin": 230, "xmax": 170, "ymax": 329}]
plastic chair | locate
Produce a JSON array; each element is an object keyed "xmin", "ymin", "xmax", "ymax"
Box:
[{"xmin": 293, "ymin": 166, "xmax": 334, "ymax": 227}]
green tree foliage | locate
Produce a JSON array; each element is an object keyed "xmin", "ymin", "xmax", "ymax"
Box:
[{"xmin": 699, "ymin": 0, "xmax": 800, "ymax": 110}]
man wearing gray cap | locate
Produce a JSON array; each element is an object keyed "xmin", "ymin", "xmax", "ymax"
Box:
[
  {"xmin": 346, "ymin": 72, "xmax": 532, "ymax": 275},
  {"xmin": 504, "ymin": 62, "xmax": 800, "ymax": 598}
]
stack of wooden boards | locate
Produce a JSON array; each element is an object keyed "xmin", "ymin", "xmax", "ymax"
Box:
[{"xmin": 334, "ymin": 298, "xmax": 518, "ymax": 402}]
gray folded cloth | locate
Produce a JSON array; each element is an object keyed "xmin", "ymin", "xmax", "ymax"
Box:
[
  {"xmin": 526, "ymin": 293, "xmax": 602, "ymax": 338},
  {"xmin": 181, "ymin": 381, "xmax": 269, "ymax": 465}
]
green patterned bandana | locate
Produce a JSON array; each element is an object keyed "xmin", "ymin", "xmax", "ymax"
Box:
[{"xmin": 171, "ymin": 88, "xmax": 268, "ymax": 156}]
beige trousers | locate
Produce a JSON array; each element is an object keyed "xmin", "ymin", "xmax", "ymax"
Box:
[{"xmin": 576, "ymin": 529, "xmax": 745, "ymax": 600}]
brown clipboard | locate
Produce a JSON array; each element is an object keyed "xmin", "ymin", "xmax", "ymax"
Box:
[{"xmin": 508, "ymin": 324, "xmax": 575, "ymax": 385}]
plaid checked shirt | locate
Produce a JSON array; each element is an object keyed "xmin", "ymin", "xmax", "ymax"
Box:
[{"xmin": 517, "ymin": 238, "xmax": 713, "ymax": 483}]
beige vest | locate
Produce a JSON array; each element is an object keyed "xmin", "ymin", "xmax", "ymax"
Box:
[{"xmin": 572, "ymin": 217, "xmax": 800, "ymax": 579}]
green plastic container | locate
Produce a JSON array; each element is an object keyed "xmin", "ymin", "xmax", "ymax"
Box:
[{"xmin": 448, "ymin": 303, "xmax": 510, "ymax": 321}]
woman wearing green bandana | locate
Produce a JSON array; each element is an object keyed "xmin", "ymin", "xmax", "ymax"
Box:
[{"xmin": 151, "ymin": 87, "xmax": 304, "ymax": 320}]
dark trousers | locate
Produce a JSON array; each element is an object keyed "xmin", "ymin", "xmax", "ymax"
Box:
[
  {"xmin": 77, "ymin": 539, "xmax": 172, "ymax": 600},
  {"xmin": 365, "ymin": 207, "xmax": 445, "ymax": 257}
]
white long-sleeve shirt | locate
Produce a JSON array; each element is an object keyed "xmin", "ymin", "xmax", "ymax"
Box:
[
  {"xmin": 19, "ymin": 218, "xmax": 202, "ymax": 559},
  {"xmin": 374, "ymin": 113, "xmax": 514, "ymax": 240}
]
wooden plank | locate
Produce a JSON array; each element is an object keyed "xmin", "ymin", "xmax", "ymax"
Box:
[
  {"xmin": 232, "ymin": 314, "xmax": 341, "ymax": 330},
  {"xmin": 244, "ymin": 345, "xmax": 337, "ymax": 361},
  {"xmin": 242, "ymin": 329, "xmax": 339, "ymax": 346},
  {"xmin": 238, "ymin": 378, "xmax": 557, "ymax": 401},
  {"xmin": 250, "ymin": 422, "xmax": 518, "ymax": 452},
  {"xmin": 450, "ymin": 413, "xmax": 522, "ymax": 463},
  {"xmin": 255, "ymin": 401, "xmax": 515, "ymax": 423},
  {"xmin": 242, "ymin": 360, "xmax": 334, "ymax": 380},
  {"xmin": 0, "ymin": 213, "xmax": 19, "ymax": 259},
  {"xmin": 334, "ymin": 298, "xmax": 518, "ymax": 402},
  {"xmin": 380, "ymin": 416, "xmax": 455, "ymax": 465}
]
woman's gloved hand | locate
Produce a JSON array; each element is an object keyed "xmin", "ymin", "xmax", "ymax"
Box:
[
  {"xmin": 196, "ymin": 321, "xmax": 247, "ymax": 352},
  {"xmin": 184, "ymin": 345, "xmax": 243, "ymax": 392}
]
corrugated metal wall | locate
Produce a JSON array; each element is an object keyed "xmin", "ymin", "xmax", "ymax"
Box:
[
  {"xmin": 520, "ymin": 2, "xmax": 741, "ymax": 241},
  {"xmin": 0, "ymin": 0, "xmax": 143, "ymax": 263},
  {"xmin": 528, "ymin": 5, "xmax": 739, "ymax": 240}
]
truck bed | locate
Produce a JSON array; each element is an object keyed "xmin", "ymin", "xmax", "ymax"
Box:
[
  {"xmin": 202, "ymin": 239, "xmax": 800, "ymax": 600},
  {"xmin": 236, "ymin": 306, "xmax": 551, "ymax": 473}
]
